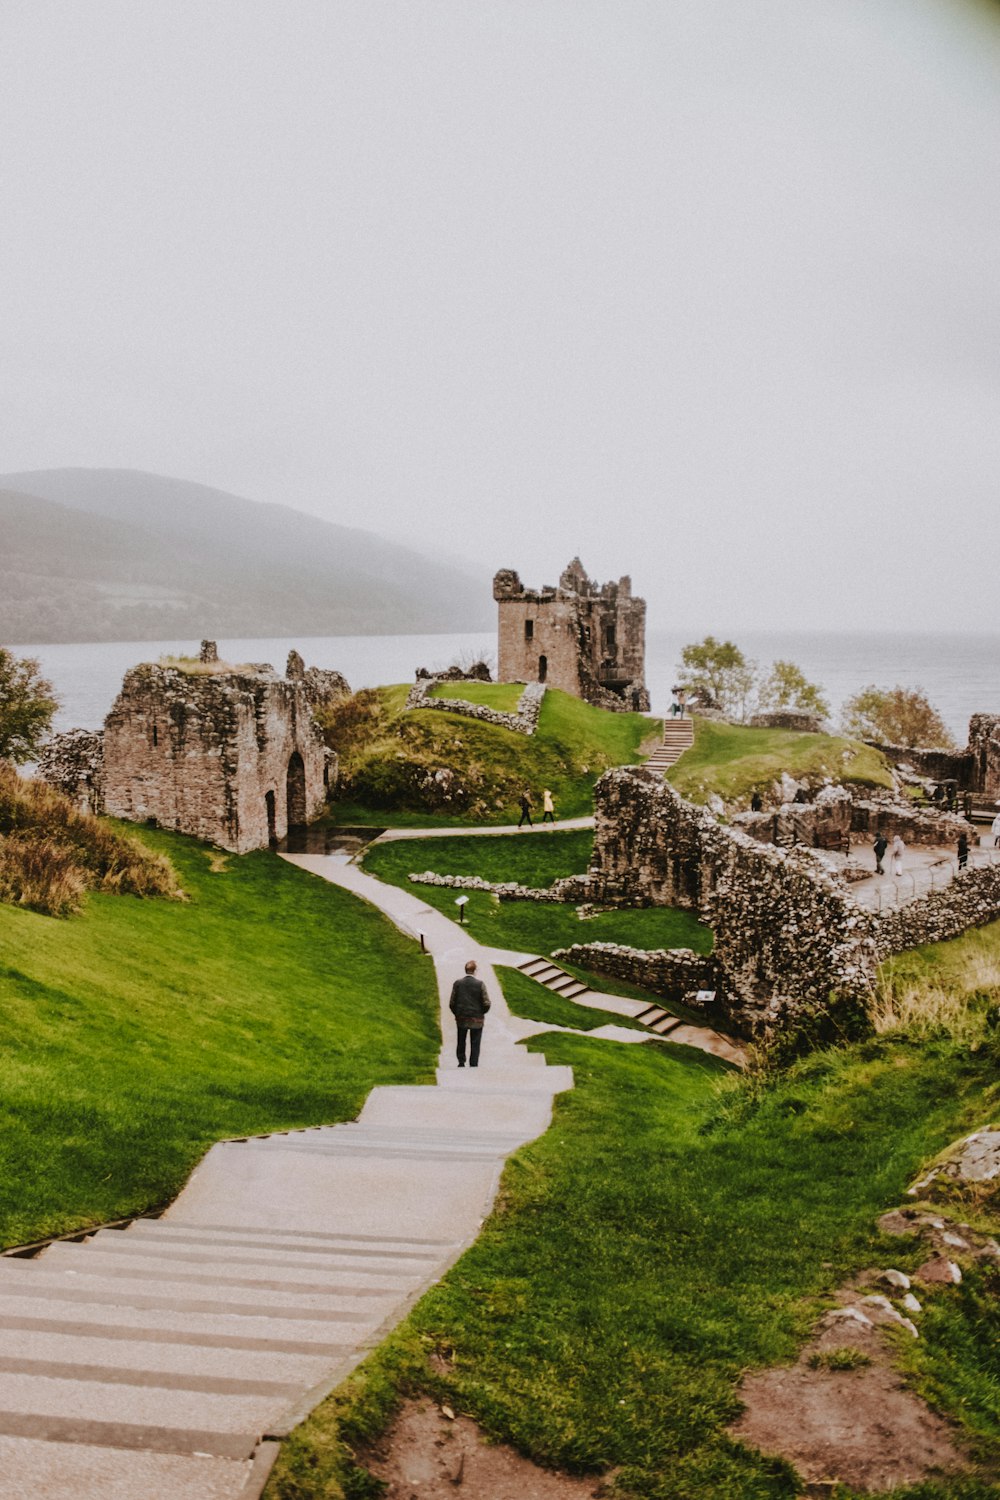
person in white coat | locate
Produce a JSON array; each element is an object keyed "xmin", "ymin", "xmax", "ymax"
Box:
[
  {"xmin": 891, "ymin": 834, "xmax": 905, "ymax": 876},
  {"xmin": 991, "ymin": 811, "xmax": 1000, "ymax": 848}
]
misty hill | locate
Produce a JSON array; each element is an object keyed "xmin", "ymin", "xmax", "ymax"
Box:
[{"xmin": 0, "ymin": 468, "xmax": 492, "ymax": 643}]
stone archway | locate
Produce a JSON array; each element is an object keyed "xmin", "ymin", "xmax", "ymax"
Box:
[
  {"xmin": 538, "ymin": 654, "xmax": 548, "ymax": 683},
  {"xmin": 286, "ymin": 752, "xmax": 306, "ymax": 829}
]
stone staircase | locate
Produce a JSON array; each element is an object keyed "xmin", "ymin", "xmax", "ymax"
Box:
[
  {"xmin": 643, "ymin": 716, "xmax": 694, "ymax": 773},
  {"xmin": 516, "ymin": 957, "xmax": 684, "ymax": 1039},
  {"xmin": 0, "ymin": 1065, "xmax": 571, "ymax": 1499}
]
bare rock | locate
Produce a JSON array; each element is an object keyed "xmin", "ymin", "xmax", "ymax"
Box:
[{"xmin": 915, "ymin": 1257, "xmax": 962, "ymax": 1286}]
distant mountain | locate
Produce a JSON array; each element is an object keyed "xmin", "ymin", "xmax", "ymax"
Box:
[{"xmin": 0, "ymin": 468, "xmax": 493, "ymax": 643}]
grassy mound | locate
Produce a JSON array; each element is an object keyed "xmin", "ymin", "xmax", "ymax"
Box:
[
  {"xmin": 667, "ymin": 716, "xmax": 895, "ymax": 807},
  {"xmin": 362, "ymin": 830, "xmax": 712, "ymax": 959},
  {"xmin": 428, "ymin": 680, "xmax": 524, "ymax": 711},
  {"xmin": 0, "ymin": 765, "xmax": 179, "ymax": 916},
  {"xmin": 269, "ymin": 930, "xmax": 1000, "ymax": 1500},
  {"xmin": 0, "ymin": 828, "xmax": 438, "ymax": 1247},
  {"xmin": 323, "ymin": 685, "xmax": 660, "ymax": 824}
]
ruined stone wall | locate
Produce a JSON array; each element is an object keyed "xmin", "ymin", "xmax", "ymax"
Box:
[
  {"xmin": 551, "ymin": 941, "xmax": 715, "ymax": 1006},
  {"xmin": 967, "ymin": 716, "xmax": 1000, "ymax": 799},
  {"xmin": 865, "ymin": 741, "xmax": 974, "ymax": 786},
  {"xmin": 584, "ymin": 769, "xmax": 877, "ymax": 1037},
  {"xmin": 877, "ymin": 864, "xmax": 1000, "ymax": 954},
  {"xmin": 35, "ymin": 729, "xmax": 105, "ymax": 815},
  {"xmin": 732, "ymin": 790, "xmax": 969, "ymax": 851},
  {"xmin": 102, "ymin": 661, "xmax": 328, "ymax": 853},
  {"xmin": 405, "ymin": 678, "xmax": 545, "ymax": 734},
  {"xmin": 749, "ymin": 711, "xmax": 823, "ymax": 733},
  {"xmin": 493, "ymin": 558, "xmax": 648, "ymax": 711}
]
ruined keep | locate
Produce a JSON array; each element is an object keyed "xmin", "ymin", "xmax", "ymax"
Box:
[
  {"xmin": 43, "ymin": 643, "xmax": 348, "ymax": 855},
  {"xmin": 493, "ymin": 557, "xmax": 649, "ymax": 712}
]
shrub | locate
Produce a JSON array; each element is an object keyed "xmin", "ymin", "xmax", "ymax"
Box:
[{"xmin": 0, "ymin": 764, "xmax": 179, "ymax": 915}]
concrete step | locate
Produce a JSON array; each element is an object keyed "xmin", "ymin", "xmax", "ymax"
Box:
[
  {"xmin": 230, "ymin": 1136, "xmax": 515, "ymax": 1164},
  {"xmin": 0, "ymin": 1288, "xmax": 378, "ymax": 1349},
  {"xmin": 648, "ymin": 1015, "xmax": 682, "ymax": 1036},
  {"xmin": 545, "ymin": 974, "xmax": 583, "ymax": 994},
  {"xmin": 0, "ymin": 1307, "xmax": 353, "ymax": 1359},
  {"xmin": 0, "ymin": 1261, "xmax": 396, "ymax": 1320},
  {"xmin": 0, "ymin": 1368, "xmax": 283, "ymax": 1440},
  {"xmin": 88, "ymin": 1226, "xmax": 440, "ymax": 1276},
  {"xmin": 127, "ymin": 1219, "xmax": 451, "ymax": 1257},
  {"xmin": 435, "ymin": 1066, "xmax": 574, "ymax": 1094},
  {"xmin": 39, "ymin": 1242, "xmax": 413, "ymax": 1297},
  {"xmin": 0, "ymin": 1434, "xmax": 253, "ymax": 1500},
  {"xmin": 0, "ymin": 1408, "xmax": 258, "ymax": 1460},
  {"xmin": 556, "ymin": 982, "xmax": 590, "ymax": 999},
  {"xmin": 0, "ymin": 1326, "xmax": 331, "ymax": 1389},
  {"xmin": 359, "ymin": 1085, "xmax": 557, "ymax": 1132}
]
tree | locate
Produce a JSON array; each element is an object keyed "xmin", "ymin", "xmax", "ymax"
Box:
[
  {"xmin": 0, "ymin": 648, "xmax": 58, "ymax": 763},
  {"xmin": 676, "ymin": 637, "xmax": 758, "ymax": 721},
  {"xmin": 758, "ymin": 659, "xmax": 829, "ymax": 720},
  {"xmin": 841, "ymin": 685, "xmax": 954, "ymax": 750}
]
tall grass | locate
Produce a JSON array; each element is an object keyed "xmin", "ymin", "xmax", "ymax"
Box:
[
  {"xmin": 876, "ymin": 937, "xmax": 1000, "ymax": 1044},
  {"xmin": 0, "ymin": 764, "xmax": 178, "ymax": 915}
]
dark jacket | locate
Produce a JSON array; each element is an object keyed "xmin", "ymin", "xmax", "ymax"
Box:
[
  {"xmin": 449, "ymin": 975, "xmax": 490, "ymax": 1026},
  {"xmin": 873, "ymin": 835, "xmax": 888, "ymax": 857}
]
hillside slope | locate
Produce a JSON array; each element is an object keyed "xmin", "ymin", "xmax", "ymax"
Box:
[{"xmin": 0, "ymin": 467, "xmax": 492, "ymax": 642}]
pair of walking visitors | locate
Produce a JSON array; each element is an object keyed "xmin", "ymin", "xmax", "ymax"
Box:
[
  {"xmin": 518, "ymin": 788, "xmax": 555, "ymax": 827},
  {"xmin": 873, "ymin": 832, "xmax": 905, "ymax": 876}
]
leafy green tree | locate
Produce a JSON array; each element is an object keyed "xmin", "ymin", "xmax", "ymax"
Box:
[
  {"xmin": 676, "ymin": 637, "xmax": 758, "ymax": 721},
  {"xmin": 758, "ymin": 659, "xmax": 829, "ymax": 719},
  {"xmin": 841, "ymin": 684, "xmax": 954, "ymax": 749},
  {"xmin": 0, "ymin": 648, "xmax": 58, "ymax": 763}
]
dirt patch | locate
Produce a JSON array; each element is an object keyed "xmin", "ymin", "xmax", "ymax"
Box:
[
  {"xmin": 730, "ymin": 1292, "xmax": 968, "ymax": 1493},
  {"xmin": 359, "ymin": 1398, "xmax": 606, "ymax": 1499}
]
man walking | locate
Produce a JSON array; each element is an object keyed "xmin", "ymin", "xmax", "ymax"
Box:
[
  {"xmin": 873, "ymin": 831, "xmax": 888, "ymax": 876},
  {"xmin": 449, "ymin": 960, "xmax": 491, "ymax": 1068},
  {"xmin": 518, "ymin": 790, "xmax": 533, "ymax": 828}
]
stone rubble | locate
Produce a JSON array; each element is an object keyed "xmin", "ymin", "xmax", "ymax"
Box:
[{"xmin": 405, "ymin": 677, "xmax": 545, "ymax": 735}]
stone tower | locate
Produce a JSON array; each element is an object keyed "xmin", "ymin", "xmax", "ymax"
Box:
[{"xmin": 493, "ymin": 558, "xmax": 649, "ymax": 712}]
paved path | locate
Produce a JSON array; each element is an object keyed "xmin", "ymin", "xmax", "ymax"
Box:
[
  {"xmin": 0, "ymin": 870, "xmax": 572, "ymax": 1499},
  {"xmin": 369, "ymin": 815, "xmax": 593, "ymax": 843}
]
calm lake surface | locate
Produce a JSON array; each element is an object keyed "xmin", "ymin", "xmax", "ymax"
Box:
[{"xmin": 18, "ymin": 629, "xmax": 1000, "ymax": 745}]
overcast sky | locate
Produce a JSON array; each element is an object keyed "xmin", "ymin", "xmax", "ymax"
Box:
[{"xmin": 2, "ymin": 0, "xmax": 999, "ymax": 632}]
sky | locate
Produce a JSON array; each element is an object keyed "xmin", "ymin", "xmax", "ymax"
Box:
[{"xmin": 2, "ymin": 0, "xmax": 999, "ymax": 632}]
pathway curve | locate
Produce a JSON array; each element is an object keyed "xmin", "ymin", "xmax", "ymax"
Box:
[
  {"xmin": 0, "ymin": 868, "xmax": 571, "ymax": 1500},
  {"xmin": 369, "ymin": 814, "xmax": 593, "ymax": 843}
]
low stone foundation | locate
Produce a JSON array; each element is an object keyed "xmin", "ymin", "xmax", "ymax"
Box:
[
  {"xmin": 405, "ymin": 678, "xmax": 545, "ymax": 735},
  {"xmin": 552, "ymin": 941, "xmax": 715, "ymax": 1006}
]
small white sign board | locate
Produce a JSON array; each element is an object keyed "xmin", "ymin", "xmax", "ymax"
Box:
[{"xmin": 695, "ymin": 990, "xmax": 716, "ymax": 1005}]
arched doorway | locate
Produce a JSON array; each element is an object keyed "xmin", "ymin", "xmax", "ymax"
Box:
[
  {"xmin": 286, "ymin": 752, "xmax": 306, "ymax": 829},
  {"xmin": 265, "ymin": 789, "xmax": 277, "ymax": 845},
  {"xmin": 538, "ymin": 654, "xmax": 548, "ymax": 683}
]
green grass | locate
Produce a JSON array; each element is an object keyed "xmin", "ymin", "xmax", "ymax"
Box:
[
  {"xmin": 268, "ymin": 1027, "xmax": 1000, "ymax": 1500},
  {"xmin": 0, "ymin": 829, "xmax": 438, "ymax": 1247},
  {"xmin": 361, "ymin": 831, "xmax": 712, "ymax": 959},
  {"xmin": 667, "ymin": 716, "xmax": 895, "ymax": 807},
  {"xmin": 497, "ymin": 964, "xmax": 645, "ymax": 1032},
  {"xmin": 336, "ymin": 685, "xmax": 661, "ymax": 824},
  {"xmin": 428, "ymin": 680, "xmax": 524, "ymax": 712},
  {"xmin": 363, "ymin": 829, "xmax": 594, "ymax": 888}
]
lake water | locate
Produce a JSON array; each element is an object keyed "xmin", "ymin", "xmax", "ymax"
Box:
[{"xmin": 17, "ymin": 628, "xmax": 1000, "ymax": 745}]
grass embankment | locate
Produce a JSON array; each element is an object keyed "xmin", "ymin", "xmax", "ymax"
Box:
[
  {"xmin": 0, "ymin": 829, "xmax": 438, "ymax": 1247},
  {"xmin": 269, "ymin": 948, "xmax": 1000, "ymax": 1500},
  {"xmin": 325, "ymin": 685, "xmax": 660, "ymax": 825},
  {"xmin": 361, "ymin": 830, "xmax": 712, "ymax": 959},
  {"xmin": 0, "ymin": 765, "xmax": 178, "ymax": 916},
  {"xmin": 667, "ymin": 717, "xmax": 894, "ymax": 808}
]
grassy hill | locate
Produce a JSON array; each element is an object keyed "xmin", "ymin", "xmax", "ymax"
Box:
[
  {"xmin": 329, "ymin": 684, "xmax": 662, "ymax": 824},
  {"xmin": 667, "ymin": 716, "xmax": 895, "ymax": 807},
  {"xmin": 0, "ymin": 828, "xmax": 438, "ymax": 1247},
  {"xmin": 0, "ymin": 468, "xmax": 491, "ymax": 642}
]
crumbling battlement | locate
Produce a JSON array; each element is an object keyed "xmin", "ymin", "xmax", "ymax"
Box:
[
  {"xmin": 42, "ymin": 642, "xmax": 348, "ymax": 854},
  {"xmin": 493, "ymin": 557, "xmax": 649, "ymax": 713},
  {"xmin": 405, "ymin": 677, "xmax": 545, "ymax": 735}
]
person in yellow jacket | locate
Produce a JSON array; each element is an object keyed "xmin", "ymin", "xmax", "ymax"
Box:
[{"xmin": 541, "ymin": 788, "xmax": 555, "ymax": 823}]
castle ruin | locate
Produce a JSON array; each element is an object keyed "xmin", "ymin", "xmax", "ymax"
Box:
[
  {"xmin": 42, "ymin": 643, "xmax": 348, "ymax": 854},
  {"xmin": 493, "ymin": 557, "xmax": 649, "ymax": 712}
]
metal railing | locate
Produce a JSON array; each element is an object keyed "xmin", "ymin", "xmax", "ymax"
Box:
[{"xmin": 853, "ymin": 845, "xmax": 1000, "ymax": 913}]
